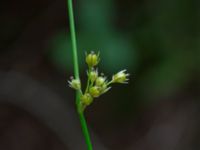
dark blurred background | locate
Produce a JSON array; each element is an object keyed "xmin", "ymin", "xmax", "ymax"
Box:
[{"xmin": 0, "ymin": 0, "xmax": 200, "ymax": 149}]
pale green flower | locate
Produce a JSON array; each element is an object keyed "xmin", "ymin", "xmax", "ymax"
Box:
[
  {"xmin": 112, "ymin": 70, "xmax": 129, "ymax": 84},
  {"xmin": 68, "ymin": 77, "xmax": 81, "ymax": 90},
  {"xmin": 85, "ymin": 51, "xmax": 100, "ymax": 67},
  {"xmin": 95, "ymin": 76, "xmax": 106, "ymax": 86},
  {"xmin": 81, "ymin": 93, "xmax": 93, "ymax": 106},
  {"xmin": 89, "ymin": 86, "xmax": 101, "ymax": 97},
  {"xmin": 88, "ymin": 69, "xmax": 98, "ymax": 82}
]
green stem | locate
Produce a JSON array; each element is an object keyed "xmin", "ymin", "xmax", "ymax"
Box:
[
  {"xmin": 79, "ymin": 113, "xmax": 93, "ymax": 150},
  {"xmin": 68, "ymin": 0, "xmax": 79, "ymax": 79},
  {"xmin": 67, "ymin": 0, "xmax": 93, "ymax": 150},
  {"xmin": 85, "ymin": 67, "xmax": 91, "ymax": 94}
]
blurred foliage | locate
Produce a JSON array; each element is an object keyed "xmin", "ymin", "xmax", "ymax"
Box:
[{"xmin": 133, "ymin": 0, "xmax": 200, "ymax": 100}]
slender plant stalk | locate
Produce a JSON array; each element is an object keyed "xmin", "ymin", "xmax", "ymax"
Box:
[
  {"xmin": 67, "ymin": 0, "xmax": 93, "ymax": 149},
  {"xmin": 85, "ymin": 67, "xmax": 92, "ymax": 94}
]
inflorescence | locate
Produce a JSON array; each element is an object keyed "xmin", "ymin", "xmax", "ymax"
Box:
[{"xmin": 68, "ymin": 51, "xmax": 129, "ymax": 112}]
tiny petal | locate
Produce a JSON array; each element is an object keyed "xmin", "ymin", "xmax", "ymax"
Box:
[{"xmin": 101, "ymin": 84, "xmax": 111, "ymax": 94}]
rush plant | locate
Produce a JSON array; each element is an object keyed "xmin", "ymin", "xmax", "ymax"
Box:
[
  {"xmin": 68, "ymin": 51, "xmax": 129, "ymax": 112},
  {"xmin": 67, "ymin": 0, "xmax": 129, "ymax": 149}
]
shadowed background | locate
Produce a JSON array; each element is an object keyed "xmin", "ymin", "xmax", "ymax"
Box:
[{"xmin": 0, "ymin": 0, "xmax": 199, "ymax": 150}]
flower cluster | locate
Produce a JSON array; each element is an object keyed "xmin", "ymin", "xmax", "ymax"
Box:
[{"xmin": 68, "ymin": 51, "xmax": 129, "ymax": 112}]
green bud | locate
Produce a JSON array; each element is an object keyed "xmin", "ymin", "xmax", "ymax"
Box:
[
  {"xmin": 95, "ymin": 76, "xmax": 106, "ymax": 86},
  {"xmin": 85, "ymin": 51, "xmax": 100, "ymax": 67},
  {"xmin": 89, "ymin": 86, "xmax": 101, "ymax": 97},
  {"xmin": 68, "ymin": 78, "xmax": 81, "ymax": 90},
  {"xmin": 89, "ymin": 69, "xmax": 98, "ymax": 82},
  {"xmin": 81, "ymin": 93, "xmax": 93, "ymax": 106}
]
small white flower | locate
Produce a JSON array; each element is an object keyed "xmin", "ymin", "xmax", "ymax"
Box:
[
  {"xmin": 112, "ymin": 69, "xmax": 129, "ymax": 84},
  {"xmin": 68, "ymin": 77, "xmax": 81, "ymax": 90}
]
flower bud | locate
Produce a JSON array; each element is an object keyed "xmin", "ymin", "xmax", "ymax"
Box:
[
  {"xmin": 112, "ymin": 70, "xmax": 129, "ymax": 84},
  {"xmin": 68, "ymin": 78, "xmax": 81, "ymax": 90},
  {"xmin": 81, "ymin": 93, "xmax": 93, "ymax": 106},
  {"xmin": 89, "ymin": 69, "xmax": 98, "ymax": 82},
  {"xmin": 95, "ymin": 76, "xmax": 106, "ymax": 86},
  {"xmin": 89, "ymin": 86, "xmax": 101, "ymax": 97},
  {"xmin": 85, "ymin": 51, "xmax": 100, "ymax": 67}
]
